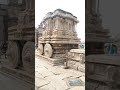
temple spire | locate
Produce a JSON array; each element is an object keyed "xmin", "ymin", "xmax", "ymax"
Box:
[{"xmin": 97, "ymin": 0, "xmax": 100, "ymax": 16}]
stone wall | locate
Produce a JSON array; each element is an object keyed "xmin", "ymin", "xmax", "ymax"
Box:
[
  {"xmin": 86, "ymin": 55, "xmax": 120, "ymax": 90},
  {"xmin": 66, "ymin": 49, "xmax": 85, "ymax": 72}
]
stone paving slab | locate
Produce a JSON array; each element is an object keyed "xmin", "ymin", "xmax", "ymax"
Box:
[
  {"xmin": 0, "ymin": 57, "xmax": 34, "ymax": 90},
  {"xmin": 0, "ymin": 67, "xmax": 33, "ymax": 90},
  {"xmin": 35, "ymin": 55, "xmax": 85, "ymax": 90}
]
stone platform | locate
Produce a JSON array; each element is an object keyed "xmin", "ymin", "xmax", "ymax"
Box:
[
  {"xmin": 37, "ymin": 55, "xmax": 65, "ymax": 66},
  {"xmin": 66, "ymin": 49, "xmax": 85, "ymax": 72},
  {"xmin": 36, "ymin": 50, "xmax": 65, "ymax": 66},
  {"xmin": 86, "ymin": 54, "xmax": 120, "ymax": 90}
]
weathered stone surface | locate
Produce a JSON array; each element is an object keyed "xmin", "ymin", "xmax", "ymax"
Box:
[
  {"xmin": 6, "ymin": 0, "xmax": 35, "ymax": 75},
  {"xmin": 86, "ymin": 54, "xmax": 120, "ymax": 90},
  {"xmin": 0, "ymin": 65, "xmax": 34, "ymax": 84},
  {"xmin": 86, "ymin": 0, "xmax": 110, "ymax": 55},
  {"xmin": 66, "ymin": 49, "xmax": 85, "ymax": 72},
  {"xmin": 35, "ymin": 55, "xmax": 85, "ymax": 90},
  {"xmin": 37, "ymin": 9, "xmax": 80, "ymax": 64}
]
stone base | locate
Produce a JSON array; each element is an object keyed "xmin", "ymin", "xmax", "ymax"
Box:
[
  {"xmin": 0, "ymin": 65, "xmax": 34, "ymax": 85},
  {"xmin": 66, "ymin": 49, "xmax": 85, "ymax": 72},
  {"xmin": 86, "ymin": 54, "xmax": 120, "ymax": 90},
  {"xmin": 86, "ymin": 82, "xmax": 111, "ymax": 90},
  {"xmin": 36, "ymin": 54, "xmax": 65, "ymax": 66},
  {"xmin": 67, "ymin": 60, "xmax": 85, "ymax": 73}
]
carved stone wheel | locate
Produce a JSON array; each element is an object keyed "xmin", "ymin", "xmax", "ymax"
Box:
[
  {"xmin": 38, "ymin": 43, "xmax": 43, "ymax": 55},
  {"xmin": 6, "ymin": 41, "xmax": 20, "ymax": 68},
  {"xmin": 22, "ymin": 41, "xmax": 35, "ymax": 74},
  {"xmin": 44, "ymin": 44, "xmax": 53, "ymax": 58}
]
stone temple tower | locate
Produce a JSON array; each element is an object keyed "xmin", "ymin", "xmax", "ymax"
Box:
[
  {"xmin": 86, "ymin": 0, "xmax": 110, "ymax": 55},
  {"xmin": 38, "ymin": 9, "xmax": 80, "ymax": 65}
]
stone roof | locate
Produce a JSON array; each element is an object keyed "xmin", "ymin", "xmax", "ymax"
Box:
[{"xmin": 43, "ymin": 9, "xmax": 78, "ymax": 22}]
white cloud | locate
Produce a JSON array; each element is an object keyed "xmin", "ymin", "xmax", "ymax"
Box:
[{"xmin": 35, "ymin": 0, "xmax": 85, "ymax": 42}]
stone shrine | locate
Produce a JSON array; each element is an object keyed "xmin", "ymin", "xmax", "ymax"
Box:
[
  {"xmin": 86, "ymin": 0, "xmax": 120, "ymax": 90},
  {"xmin": 86, "ymin": 0, "xmax": 110, "ymax": 55},
  {"xmin": 38, "ymin": 9, "xmax": 80, "ymax": 65}
]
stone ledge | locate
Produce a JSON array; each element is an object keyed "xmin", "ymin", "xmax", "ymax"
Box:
[
  {"xmin": 36, "ymin": 54, "xmax": 65, "ymax": 66},
  {"xmin": 67, "ymin": 60, "xmax": 85, "ymax": 73}
]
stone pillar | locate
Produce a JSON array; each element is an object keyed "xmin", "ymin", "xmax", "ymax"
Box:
[
  {"xmin": 46, "ymin": 21, "xmax": 49, "ymax": 30},
  {"xmin": 48, "ymin": 19, "xmax": 52, "ymax": 31},
  {"xmin": 55, "ymin": 17, "xmax": 59, "ymax": 29},
  {"xmin": 73, "ymin": 22, "xmax": 75, "ymax": 32},
  {"xmin": 86, "ymin": 0, "xmax": 91, "ymax": 12},
  {"xmin": 29, "ymin": 0, "xmax": 34, "ymax": 10},
  {"xmin": 52, "ymin": 18, "xmax": 55, "ymax": 30},
  {"xmin": 91, "ymin": 0, "xmax": 97, "ymax": 15},
  {"xmin": 29, "ymin": 0, "xmax": 32, "ymax": 10},
  {"xmin": 0, "ymin": 16, "xmax": 4, "ymax": 41},
  {"xmin": 64, "ymin": 19, "xmax": 68, "ymax": 30},
  {"xmin": 86, "ymin": 0, "xmax": 97, "ymax": 15},
  {"xmin": 25, "ymin": 0, "xmax": 29, "ymax": 10}
]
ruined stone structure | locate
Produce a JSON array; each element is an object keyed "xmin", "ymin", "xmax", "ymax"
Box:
[
  {"xmin": 0, "ymin": 4, "xmax": 8, "ymax": 56},
  {"xmin": 35, "ymin": 24, "xmax": 43, "ymax": 47},
  {"xmin": 86, "ymin": 55, "xmax": 120, "ymax": 90},
  {"xmin": 6, "ymin": 0, "xmax": 35, "ymax": 74},
  {"xmin": 86, "ymin": 0, "xmax": 110, "ymax": 55},
  {"xmin": 66, "ymin": 49, "xmax": 85, "ymax": 72},
  {"xmin": 86, "ymin": 0, "xmax": 120, "ymax": 89},
  {"xmin": 38, "ymin": 9, "xmax": 80, "ymax": 65}
]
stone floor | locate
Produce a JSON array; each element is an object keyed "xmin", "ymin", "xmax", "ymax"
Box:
[
  {"xmin": 0, "ymin": 57, "xmax": 33, "ymax": 90},
  {"xmin": 35, "ymin": 54, "xmax": 85, "ymax": 90},
  {"xmin": 0, "ymin": 72, "xmax": 33, "ymax": 90}
]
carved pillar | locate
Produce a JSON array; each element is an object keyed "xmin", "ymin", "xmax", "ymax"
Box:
[
  {"xmin": 54, "ymin": 17, "xmax": 58, "ymax": 29},
  {"xmin": 46, "ymin": 21, "xmax": 49, "ymax": 30},
  {"xmin": 49, "ymin": 19, "xmax": 52, "ymax": 30},
  {"xmin": 55, "ymin": 17, "xmax": 62, "ymax": 30},
  {"xmin": 73, "ymin": 21, "xmax": 75, "ymax": 32},
  {"xmin": 86, "ymin": 0, "xmax": 91, "ymax": 12},
  {"xmin": 25, "ymin": 0, "xmax": 29, "ymax": 10},
  {"xmin": 52, "ymin": 18, "xmax": 55, "ymax": 30},
  {"xmin": 64, "ymin": 19, "xmax": 68, "ymax": 30}
]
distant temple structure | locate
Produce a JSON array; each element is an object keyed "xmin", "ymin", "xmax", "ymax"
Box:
[
  {"xmin": 86, "ymin": 1, "xmax": 120, "ymax": 90},
  {"xmin": 86, "ymin": 0, "xmax": 110, "ymax": 55},
  {"xmin": 0, "ymin": 4, "xmax": 8, "ymax": 56},
  {"xmin": 38, "ymin": 9, "xmax": 80, "ymax": 65},
  {"xmin": 35, "ymin": 23, "xmax": 43, "ymax": 47}
]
